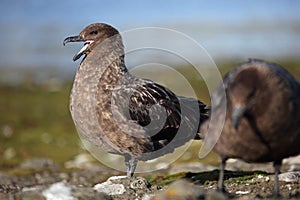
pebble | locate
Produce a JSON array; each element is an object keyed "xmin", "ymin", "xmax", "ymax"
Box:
[
  {"xmin": 42, "ymin": 182, "xmax": 76, "ymax": 200},
  {"xmin": 236, "ymin": 190, "xmax": 250, "ymax": 195},
  {"xmin": 151, "ymin": 179, "xmax": 228, "ymax": 200},
  {"xmin": 279, "ymin": 171, "xmax": 300, "ymax": 182},
  {"xmin": 151, "ymin": 179, "xmax": 204, "ymax": 200},
  {"xmin": 94, "ymin": 180, "xmax": 126, "ymax": 195},
  {"xmin": 283, "ymin": 155, "xmax": 300, "ymax": 171},
  {"xmin": 94, "ymin": 176, "xmax": 152, "ymax": 197}
]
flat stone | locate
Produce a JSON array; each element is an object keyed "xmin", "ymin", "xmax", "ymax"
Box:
[
  {"xmin": 283, "ymin": 155, "xmax": 300, "ymax": 171},
  {"xmin": 279, "ymin": 171, "xmax": 300, "ymax": 182},
  {"xmin": 93, "ymin": 176, "xmax": 152, "ymax": 198},
  {"xmin": 151, "ymin": 179, "xmax": 207, "ymax": 200},
  {"xmin": 94, "ymin": 180, "xmax": 126, "ymax": 195}
]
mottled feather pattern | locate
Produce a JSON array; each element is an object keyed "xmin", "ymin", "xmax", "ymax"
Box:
[{"xmin": 64, "ymin": 23, "xmax": 208, "ymax": 176}]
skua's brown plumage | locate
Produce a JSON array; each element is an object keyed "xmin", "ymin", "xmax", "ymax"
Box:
[
  {"xmin": 64, "ymin": 23, "xmax": 208, "ymax": 177},
  {"xmin": 202, "ymin": 59, "xmax": 300, "ymax": 197}
]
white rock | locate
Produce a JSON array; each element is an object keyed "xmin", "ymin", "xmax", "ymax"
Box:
[
  {"xmin": 142, "ymin": 193, "xmax": 155, "ymax": 200},
  {"xmin": 42, "ymin": 182, "xmax": 76, "ymax": 200},
  {"xmin": 107, "ymin": 175, "xmax": 127, "ymax": 181},
  {"xmin": 236, "ymin": 190, "xmax": 250, "ymax": 195},
  {"xmin": 93, "ymin": 176, "xmax": 127, "ymax": 195},
  {"xmin": 93, "ymin": 182, "xmax": 126, "ymax": 195},
  {"xmin": 257, "ymin": 174, "xmax": 264, "ymax": 179},
  {"xmin": 283, "ymin": 155, "xmax": 300, "ymax": 165},
  {"xmin": 279, "ymin": 171, "xmax": 300, "ymax": 182}
]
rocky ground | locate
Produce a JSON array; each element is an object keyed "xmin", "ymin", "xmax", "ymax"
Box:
[{"xmin": 0, "ymin": 155, "xmax": 299, "ymax": 200}]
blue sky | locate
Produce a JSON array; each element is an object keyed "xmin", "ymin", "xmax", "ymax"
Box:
[
  {"xmin": 1, "ymin": 0, "xmax": 299, "ymax": 26},
  {"xmin": 0, "ymin": 0, "xmax": 299, "ymax": 71}
]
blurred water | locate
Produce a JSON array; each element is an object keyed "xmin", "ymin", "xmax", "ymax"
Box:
[{"xmin": 0, "ymin": 0, "xmax": 299, "ymax": 82}]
